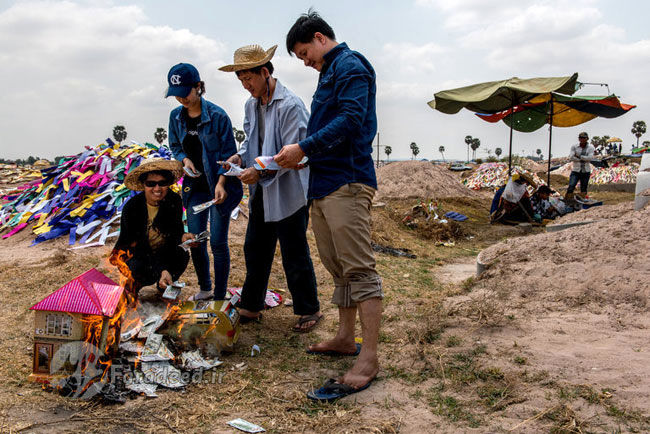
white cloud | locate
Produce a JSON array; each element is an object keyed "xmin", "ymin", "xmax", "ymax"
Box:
[{"xmin": 0, "ymin": 1, "xmax": 232, "ymax": 158}]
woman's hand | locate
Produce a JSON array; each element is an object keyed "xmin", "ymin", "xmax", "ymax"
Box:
[
  {"xmin": 182, "ymin": 232, "xmax": 199, "ymax": 248},
  {"xmin": 183, "ymin": 157, "xmax": 198, "ymax": 174},
  {"xmin": 214, "ymin": 184, "xmax": 228, "ymax": 204},
  {"xmin": 158, "ymin": 270, "xmax": 173, "ymax": 289}
]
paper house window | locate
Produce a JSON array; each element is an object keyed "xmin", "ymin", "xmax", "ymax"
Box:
[{"xmin": 45, "ymin": 314, "xmax": 72, "ymax": 336}]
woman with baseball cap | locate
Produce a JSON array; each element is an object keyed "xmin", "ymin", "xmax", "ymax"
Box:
[
  {"xmin": 111, "ymin": 158, "xmax": 191, "ymax": 296},
  {"xmin": 165, "ymin": 63, "xmax": 243, "ymax": 301}
]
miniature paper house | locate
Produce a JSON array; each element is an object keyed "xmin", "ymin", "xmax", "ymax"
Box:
[{"xmin": 29, "ymin": 268, "xmax": 125, "ymax": 383}]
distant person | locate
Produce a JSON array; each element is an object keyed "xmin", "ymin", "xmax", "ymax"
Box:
[
  {"xmin": 276, "ymin": 10, "xmax": 382, "ymax": 401},
  {"xmin": 490, "ymin": 173, "xmax": 538, "ymax": 224},
  {"xmin": 111, "ymin": 158, "xmax": 191, "ymax": 296},
  {"xmin": 566, "ymin": 131, "xmax": 596, "ymax": 199},
  {"xmin": 166, "ymin": 63, "xmax": 243, "ymax": 301},
  {"xmin": 219, "ymin": 44, "xmax": 322, "ymax": 331},
  {"xmin": 530, "ymin": 185, "xmax": 560, "ymax": 220}
]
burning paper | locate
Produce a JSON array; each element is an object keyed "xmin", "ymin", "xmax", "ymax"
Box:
[
  {"xmin": 140, "ymin": 361, "xmax": 187, "ymax": 389},
  {"xmin": 227, "ymin": 418, "xmax": 265, "ymax": 433},
  {"xmin": 119, "ymin": 341, "xmax": 144, "ymax": 354},
  {"xmin": 120, "ymin": 322, "xmax": 143, "ymax": 342},
  {"xmin": 139, "ymin": 339, "xmax": 174, "ymax": 362},
  {"xmin": 180, "ymin": 350, "xmax": 223, "ymax": 370},
  {"xmin": 138, "ymin": 315, "xmax": 165, "ymax": 339},
  {"xmin": 124, "ymin": 379, "xmax": 158, "ymax": 398}
]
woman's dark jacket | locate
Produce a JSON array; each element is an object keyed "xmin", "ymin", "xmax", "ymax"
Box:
[{"xmin": 112, "ymin": 191, "xmax": 184, "ymax": 272}]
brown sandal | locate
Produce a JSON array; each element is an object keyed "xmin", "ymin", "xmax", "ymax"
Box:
[{"xmin": 292, "ymin": 313, "xmax": 323, "ymax": 333}]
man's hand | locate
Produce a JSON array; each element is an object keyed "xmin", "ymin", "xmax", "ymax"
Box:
[
  {"xmin": 274, "ymin": 144, "xmax": 305, "ymax": 168},
  {"xmin": 214, "ymin": 184, "xmax": 228, "ymax": 204},
  {"xmin": 158, "ymin": 270, "xmax": 173, "ymax": 289},
  {"xmin": 223, "ymin": 154, "xmax": 242, "ymax": 170},
  {"xmin": 238, "ymin": 167, "xmax": 260, "ymax": 185},
  {"xmin": 183, "ymin": 157, "xmax": 198, "ymax": 174}
]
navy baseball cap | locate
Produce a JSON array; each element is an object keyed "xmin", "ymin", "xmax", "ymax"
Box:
[{"xmin": 165, "ymin": 63, "xmax": 201, "ymax": 98}]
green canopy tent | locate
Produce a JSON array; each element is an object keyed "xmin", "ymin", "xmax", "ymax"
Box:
[
  {"xmin": 429, "ymin": 73, "xmax": 579, "ymax": 176},
  {"xmin": 475, "ymin": 93, "xmax": 636, "ymax": 185}
]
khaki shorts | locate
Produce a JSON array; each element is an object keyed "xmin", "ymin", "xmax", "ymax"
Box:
[{"xmin": 311, "ymin": 183, "xmax": 383, "ymax": 307}]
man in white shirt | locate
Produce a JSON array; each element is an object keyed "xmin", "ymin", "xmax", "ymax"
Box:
[{"xmin": 567, "ymin": 131, "xmax": 596, "ymax": 198}]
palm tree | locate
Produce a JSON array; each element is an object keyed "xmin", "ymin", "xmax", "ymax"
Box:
[
  {"xmin": 384, "ymin": 145, "xmax": 392, "ymax": 162},
  {"xmin": 412, "ymin": 144, "xmax": 420, "ymax": 159},
  {"xmin": 470, "ymin": 138, "xmax": 480, "ymax": 160},
  {"xmin": 631, "ymin": 120, "xmax": 646, "ymax": 147},
  {"xmin": 464, "ymin": 135, "xmax": 473, "ymax": 163},
  {"xmin": 495, "ymin": 147, "xmax": 502, "ymax": 159},
  {"xmin": 154, "ymin": 127, "xmax": 167, "ymax": 146},
  {"xmin": 536, "ymin": 148, "xmax": 542, "ymax": 159},
  {"xmin": 112, "ymin": 125, "xmax": 127, "ymax": 144},
  {"xmin": 438, "ymin": 145, "xmax": 445, "ymax": 162},
  {"xmin": 232, "ymin": 127, "xmax": 246, "ymax": 150},
  {"xmin": 409, "ymin": 142, "xmax": 417, "ymax": 160}
]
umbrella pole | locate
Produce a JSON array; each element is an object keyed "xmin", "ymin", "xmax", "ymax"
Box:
[
  {"xmin": 547, "ymin": 94, "xmax": 553, "ymax": 187},
  {"xmin": 508, "ymin": 102, "xmax": 513, "ymax": 176}
]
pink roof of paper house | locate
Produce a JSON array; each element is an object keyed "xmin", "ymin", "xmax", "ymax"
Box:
[{"xmin": 30, "ymin": 268, "xmax": 124, "ymax": 316}]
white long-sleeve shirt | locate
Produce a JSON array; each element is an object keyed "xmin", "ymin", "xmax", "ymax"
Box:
[{"xmin": 569, "ymin": 143, "xmax": 596, "ymax": 173}]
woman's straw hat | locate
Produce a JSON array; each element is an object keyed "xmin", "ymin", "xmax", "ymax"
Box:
[
  {"xmin": 219, "ymin": 44, "xmax": 278, "ymax": 73},
  {"xmin": 124, "ymin": 158, "xmax": 183, "ymax": 191}
]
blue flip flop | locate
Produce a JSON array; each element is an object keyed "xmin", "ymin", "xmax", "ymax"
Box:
[
  {"xmin": 306, "ymin": 378, "xmax": 373, "ymax": 403},
  {"xmin": 444, "ymin": 211, "xmax": 468, "ymax": 222},
  {"xmin": 306, "ymin": 343, "xmax": 361, "ymax": 357}
]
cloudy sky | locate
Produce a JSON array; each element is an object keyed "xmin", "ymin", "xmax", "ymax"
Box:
[{"xmin": 1, "ymin": 0, "xmax": 649, "ymax": 161}]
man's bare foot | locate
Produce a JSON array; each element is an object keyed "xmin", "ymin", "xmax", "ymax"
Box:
[
  {"xmin": 307, "ymin": 337, "xmax": 357, "ymax": 355},
  {"xmin": 340, "ymin": 354, "xmax": 379, "ymax": 389}
]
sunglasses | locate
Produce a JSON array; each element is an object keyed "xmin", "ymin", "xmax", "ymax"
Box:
[{"xmin": 144, "ymin": 180, "xmax": 172, "ymax": 188}]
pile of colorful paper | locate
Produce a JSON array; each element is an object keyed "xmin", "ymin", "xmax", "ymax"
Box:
[
  {"xmin": 462, "ymin": 163, "xmax": 546, "ymax": 191},
  {"xmin": 0, "ymin": 140, "xmax": 174, "ymax": 248},
  {"xmin": 0, "ymin": 164, "xmax": 43, "ymax": 189},
  {"xmin": 590, "ymin": 164, "xmax": 639, "ymax": 185}
]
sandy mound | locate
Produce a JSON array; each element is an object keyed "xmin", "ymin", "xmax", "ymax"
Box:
[
  {"xmin": 553, "ymin": 201, "xmax": 635, "ymax": 224},
  {"xmin": 477, "ymin": 204, "xmax": 649, "ymax": 311},
  {"xmin": 376, "ymin": 161, "xmax": 484, "ymax": 199}
]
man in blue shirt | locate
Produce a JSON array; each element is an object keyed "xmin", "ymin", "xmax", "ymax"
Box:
[
  {"xmin": 276, "ymin": 10, "xmax": 382, "ymax": 401},
  {"xmin": 220, "ymin": 44, "xmax": 322, "ymax": 332}
]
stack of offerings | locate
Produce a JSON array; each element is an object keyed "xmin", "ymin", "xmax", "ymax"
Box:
[
  {"xmin": 462, "ymin": 163, "xmax": 546, "ymax": 191},
  {"xmin": 589, "ymin": 163, "xmax": 639, "ymax": 184},
  {"xmin": 0, "ymin": 140, "xmax": 178, "ymax": 248}
]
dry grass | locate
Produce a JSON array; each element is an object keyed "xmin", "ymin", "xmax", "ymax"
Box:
[{"xmin": 0, "ymin": 191, "xmax": 647, "ymax": 433}]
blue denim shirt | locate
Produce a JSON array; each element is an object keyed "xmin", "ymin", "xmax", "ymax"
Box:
[
  {"xmin": 169, "ymin": 98, "xmax": 243, "ymax": 215},
  {"xmin": 237, "ymin": 80, "xmax": 310, "ymax": 222},
  {"xmin": 298, "ymin": 43, "xmax": 378, "ymax": 199}
]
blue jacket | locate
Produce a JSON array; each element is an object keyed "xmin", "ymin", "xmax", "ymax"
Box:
[
  {"xmin": 298, "ymin": 43, "xmax": 378, "ymax": 199},
  {"xmin": 168, "ymin": 98, "xmax": 243, "ymax": 215},
  {"xmin": 237, "ymin": 80, "xmax": 310, "ymax": 222}
]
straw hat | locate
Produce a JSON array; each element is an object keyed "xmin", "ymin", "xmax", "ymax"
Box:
[
  {"xmin": 124, "ymin": 158, "xmax": 183, "ymax": 191},
  {"xmin": 219, "ymin": 44, "xmax": 277, "ymax": 73}
]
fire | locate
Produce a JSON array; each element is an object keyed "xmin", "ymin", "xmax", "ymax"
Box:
[{"xmin": 109, "ymin": 249, "xmax": 136, "ymax": 302}]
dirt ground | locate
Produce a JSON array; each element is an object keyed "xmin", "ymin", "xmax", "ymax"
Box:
[{"xmin": 0, "ymin": 162, "xmax": 647, "ymax": 433}]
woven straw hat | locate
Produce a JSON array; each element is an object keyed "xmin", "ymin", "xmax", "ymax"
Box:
[
  {"xmin": 124, "ymin": 158, "xmax": 183, "ymax": 191},
  {"xmin": 219, "ymin": 44, "xmax": 277, "ymax": 72}
]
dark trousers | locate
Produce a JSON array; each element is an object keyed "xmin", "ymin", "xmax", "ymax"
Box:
[
  {"xmin": 239, "ymin": 190, "xmax": 319, "ymax": 315},
  {"xmin": 567, "ymin": 171, "xmax": 590, "ymax": 194},
  {"xmin": 127, "ymin": 247, "xmax": 189, "ymax": 291}
]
